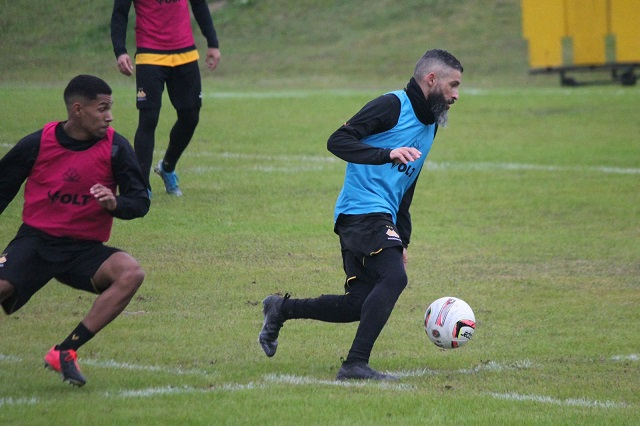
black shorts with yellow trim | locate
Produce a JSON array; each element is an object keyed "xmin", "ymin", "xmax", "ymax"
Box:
[
  {"xmin": 334, "ymin": 213, "xmax": 403, "ymax": 287},
  {"xmin": 0, "ymin": 224, "xmax": 121, "ymax": 315},
  {"xmin": 134, "ymin": 53, "xmax": 202, "ymax": 111}
]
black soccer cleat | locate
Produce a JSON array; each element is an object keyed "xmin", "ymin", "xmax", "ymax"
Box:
[
  {"xmin": 336, "ymin": 361, "xmax": 398, "ymax": 381},
  {"xmin": 258, "ymin": 294, "xmax": 288, "ymax": 357}
]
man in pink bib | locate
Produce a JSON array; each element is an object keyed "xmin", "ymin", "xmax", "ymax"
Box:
[
  {"xmin": 0, "ymin": 74, "xmax": 150, "ymax": 387},
  {"xmin": 111, "ymin": 0, "xmax": 221, "ymax": 196}
]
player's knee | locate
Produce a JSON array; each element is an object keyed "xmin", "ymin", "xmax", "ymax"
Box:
[
  {"xmin": 177, "ymin": 108, "xmax": 200, "ymax": 129},
  {"xmin": 127, "ymin": 265, "xmax": 145, "ymax": 289},
  {"xmin": 396, "ymin": 270, "xmax": 408, "ymax": 291},
  {"xmin": 377, "ymin": 247, "xmax": 408, "ymax": 292},
  {"xmin": 118, "ymin": 263, "xmax": 145, "ymax": 295},
  {"xmin": 388, "ymin": 268, "xmax": 408, "ymax": 297},
  {"xmin": 344, "ymin": 291, "xmax": 367, "ymax": 318},
  {"xmin": 0, "ymin": 280, "xmax": 16, "ymax": 302},
  {"xmin": 138, "ymin": 108, "xmax": 160, "ymax": 131}
]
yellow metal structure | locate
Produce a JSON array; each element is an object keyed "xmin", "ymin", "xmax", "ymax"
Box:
[
  {"xmin": 565, "ymin": 0, "xmax": 608, "ymax": 65},
  {"xmin": 610, "ymin": 0, "xmax": 640, "ymax": 62},
  {"xmin": 521, "ymin": 0, "xmax": 566, "ymax": 68},
  {"xmin": 521, "ymin": 0, "xmax": 639, "ymax": 85}
]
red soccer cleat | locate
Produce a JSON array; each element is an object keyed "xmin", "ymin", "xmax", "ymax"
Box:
[{"xmin": 44, "ymin": 346, "xmax": 86, "ymax": 387}]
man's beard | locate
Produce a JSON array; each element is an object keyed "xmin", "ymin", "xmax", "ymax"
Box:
[{"xmin": 427, "ymin": 89, "xmax": 450, "ymax": 127}]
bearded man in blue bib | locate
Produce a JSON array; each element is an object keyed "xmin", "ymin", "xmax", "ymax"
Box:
[{"xmin": 259, "ymin": 49, "xmax": 463, "ymax": 381}]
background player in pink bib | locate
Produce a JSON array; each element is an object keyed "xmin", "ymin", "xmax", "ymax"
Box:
[{"xmin": 111, "ymin": 0, "xmax": 221, "ymax": 196}]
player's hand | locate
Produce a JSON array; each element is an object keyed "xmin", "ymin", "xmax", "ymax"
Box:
[
  {"xmin": 206, "ymin": 48, "xmax": 220, "ymax": 71},
  {"xmin": 116, "ymin": 54, "xmax": 134, "ymax": 76},
  {"xmin": 390, "ymin": 147, "xmax": 421, "ymax": 165},
  {"xmin": 91, "ymin": 184, "xmax": 117, "ymax": 211},
  {"xmin": 402, "ymin": 247, "xmax": 408, "ymax": 270}
]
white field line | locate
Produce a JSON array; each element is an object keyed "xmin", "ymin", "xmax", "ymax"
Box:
[
  {"xmin": 190, "ymin": 151, "xmax": 340, "ymax": 163},
  {"xmin": 181, "ymin": 151, "xmax": 640, "ymax": 176},
  {"xmin": 202, "ymin": 87, "xmax": 637, "ymax": 99},
  {"xmin": 204, "ymin": 89, "xmax": 376, "ymax": 99},
  {"xmin": 110, "ymin": 382, "xmax": 266, "ymax": 399},
  {"xmin": 264, "ymin": 373, "xmax": 415, "ymax": 391},
  {"xmin": 81, "ymin": 359, "xmax": 214, "ymax": 377},
  {"xmin": 0, "ymin": 355, "xmax": 635, "ymax": 409},
  {"xmin": 110, "ymin": 375, "xmax": 414, "ymax": 400},
  {"xmin": 0, "ymin": 354, "xmax": 21, "ymax": 363},
  {"xmin": 611, "ymin": 354, "xmax": 639, "ymax": 362},
  {"xmin": 393, "ymin": 359, "xmax": 534, "ymax": 378},
  {"xmin": 0, "ymin": 144, "xmax": 638, "ymax": 175},
  {"xmin": 0, "ymin": 397, "xmax": 39, "ymax": 408},
  {"xmin": 186, "ymin": 160, "xmax": 640, "ymax": 176},
  {"xmin": 487, "ymin": 392, "xmax": 628, "ymax": 408},
  {"xmin": 425, "ymin": 161, "xmax": 640, "ymax": 175}
]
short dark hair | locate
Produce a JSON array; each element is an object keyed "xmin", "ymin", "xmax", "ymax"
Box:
[
  {"xmin": 63, "ymin": 75, "xmax": 112, "ymax": 106},
  {"xmin": 414, "ymin": 49, "xmax": 463, "ymax": 80}
]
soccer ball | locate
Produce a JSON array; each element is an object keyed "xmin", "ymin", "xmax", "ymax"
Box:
[{"xmin": 424, "ymin": 296, "xmax": 476, "ymax": 349}]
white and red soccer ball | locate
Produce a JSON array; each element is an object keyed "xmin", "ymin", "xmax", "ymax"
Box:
[{"xmin": 424, "ymin": 296, "xmax": 476, "ymax": 349}]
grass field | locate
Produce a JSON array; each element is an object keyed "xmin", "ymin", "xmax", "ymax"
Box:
[{"xmin": 1, "ymin": 0, "xmax": 639, "ymax": 425}]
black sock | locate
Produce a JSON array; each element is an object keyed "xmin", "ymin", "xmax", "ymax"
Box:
[{"xmin": 57, "ymin": 322, "xmax": 95, "ymax": 352}]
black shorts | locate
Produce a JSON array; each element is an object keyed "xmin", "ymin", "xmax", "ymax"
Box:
[
  {"xmin": 334, "ymin": 213, "xmax": 404, "ymax": 286},
  {"xmin": 135, "ymin": 61, "xmax": 202, "ymax": 110},
  {"xmin": 0, "ymin": 225, "xmax": 121, "ymax": 315}
]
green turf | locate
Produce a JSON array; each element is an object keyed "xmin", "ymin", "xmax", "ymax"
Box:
[
  {"xmin": 0, "ymin": 0, "xmax": 562, "ymax": 88},
  {"xmin": 1, "ymin": 0, "xmax": 639, "ymax": 424}
]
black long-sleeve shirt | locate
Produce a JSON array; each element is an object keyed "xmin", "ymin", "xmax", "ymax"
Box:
[
  {"xmin": 326, "ymin": 78, "xmax": 437, "ymax": 247},
  {"xmin": 0, "ymin": 123, "xmax": 150, "ymax": 219},
  {"xmin": 111, "ymin": 0, "xmax": 219, "ymax": 58}
]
